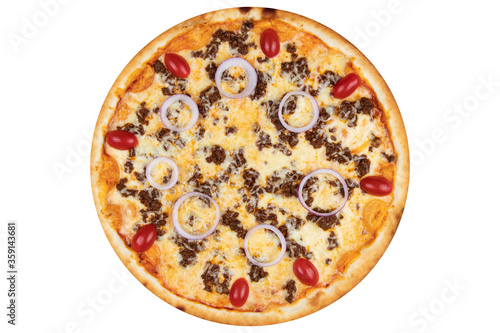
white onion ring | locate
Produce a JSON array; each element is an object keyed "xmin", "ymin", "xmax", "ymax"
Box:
[
  {"xmin": 278, "ymin": 91, "xmax": 319, "ymax": 133},
  {"xmin": 145, "ymin": 157, "xmax": 179, "ymax": 190},
  {"xmin": 172, "ymin": 192, "xmax": 220, "ymax": 240},
  {"xmin": 215, "ymin": 57, "xmax": 257, "ymax": 99},
  {"xmin": 244, "ymin": 224, "xmax": 286, "ymax": 267},
  {"xmin": 297, "ymin": 168, "xmax": 349, "ymax": 217},
  {"xmin": 159, "ymin": 94, "xmax": 199, "ymax": 132}
]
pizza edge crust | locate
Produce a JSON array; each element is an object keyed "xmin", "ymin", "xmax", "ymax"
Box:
[{"xmin": 90, "ymin": 7, "xmax": 409, "ymax": 326}]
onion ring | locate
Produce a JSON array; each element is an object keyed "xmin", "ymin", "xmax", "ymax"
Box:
[
  {"xmin": 278, "ymin": 91, "xmax": 319, "ymax": 133},
  {"xmin": 159, "ymin": 94, "xmax": 199, "ymax": 132},
  {"xmin": 297, "ymin": 168, "xmax": 349, "ymax": 217},
  {"xmin": 145, "ymin": 157, "xmax": 179, "ymax": 191},
  {"xmin": 215, "ymin": 57, "xmax": 257, "ymax": 99},
  {"xmin": 244, "ymin": 224, "xmax": 286, "ymax": 267},
  {"xmin": 172, "ymin": 192, "xmax": 220, "ymax": 240}
]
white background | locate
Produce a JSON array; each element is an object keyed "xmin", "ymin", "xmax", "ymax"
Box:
[{"xmin": 1, "ymin": 0, "xmax": 499, "ymax": 332}]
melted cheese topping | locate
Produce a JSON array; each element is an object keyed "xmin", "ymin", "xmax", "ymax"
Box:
[{"xmin": 103, "ymin": 19, "xmax": 396, "ymax": 311}]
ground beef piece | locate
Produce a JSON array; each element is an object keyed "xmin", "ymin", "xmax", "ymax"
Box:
[
  {"xmin": 306, "ymin": 210, "xmax": 340, "ymax": 230},
  {"xmin": 305, "ymin": 125, "xmax": 326, "ymax": 149},
  {"xmin": 283, "ymin": 280, "xmax": 297, "ymax": 303},
  {"xmin": 382, "ymin": 152, "xmax": 396, "ymax": 162},
  {"xmin": 136, "ymin": 107, "xmax": 150, "ymax": 125},
  {"xmin": 218, "ymin": 172, "xmax": 230, "ymax": 183},
  {"xmin": 187, "ymin": 165, "xmax": 203, "ymax": 185},
  {"xmin": 116, "ymin": 178, "xmax": 137, "ymax": 197},
  {"xmin": 318, "ymin": 70, "xmax": 341, "ymax": 87},
  {"xmin": 286, "ymin": 216, "xmax": 305, "ymax": 230},
  {"xmin": 250, "ymin": 70, "xmax": 271, "ymax": 100},
  {"xmin": 280, "ymin": 57, "xmax": 310, "ymax": 87},
  {"xmin": 256, "ymin": 132, "xmax": 272, "ymax": 150},
  {"xmin": 319, "ymin": 108, "xmax": 332, "ymax": 122},
  {"xmin": 153, "ymin": 59, "xmax": 166, "ymax": 74},
  {"xmin": 261, "ymin": 100, "xmax": 282, "ymax": 130},
  {"xmin": 354, "ymin": 155, "xmax": 371, "ymax": 177},
  {"xmin": 171, "ymin": 235, "xmax": 206, "ymax": 267},
  {"xmin": 278, "ymin": 131, "xmax": 299, "ymax": 148},
  {"xmin": 116, "ymin": 123, "xmax": 145, "ymax": 136},
  {"xmin": 278, "ymin": 224, "xmax": 289, "ymax": 238},
  {"xmin": 264, "ymin": 169, "xmax": 302, "ymax": 198},
  {"xmin": 191, "ymin": 50, "xmax": 202, "ymax": 58},
  {"xmin": 235, "ymin": 41, "xmax": 253, "ymax": 56},
  {"xmin": 240, "ymin": 20, "xmax": 253, "ymax": 33},
  {"xmin": 356, "ymin": 97, "xmax": 374, "ymax": 115},
  {"xmin": 128, "ymin": 148, "xmax": 136, "ymax": 158},
  {"xmin": 248, "ymin": 265, "xmax": 269, "ymax": 282},
  {"xmin": 161, "ymin": 131, "xmax": 185, "ymax": 149},
  {"xmin": 253, "ymin": 207, "xmax": 278, "ymax": 225},
  {"xmin": 124, "ymin": 160, "xmax": 133, "ymax": 173},
  {"xmin": 206, "ymin": 145, "xmax": 226, "ymax": 165},
  {"xmin": 205, "ymin": 62, "xmax": 217, "ymax": 81},
  {"xmin": 242, "ymin": 169, "xmax": 263, "ymax": 214},
  {"xmin": 305, "ymin": 85, "xmax": 319, "ymax": 96},
  {"xmin": 256, "ymin": 57, "xmax": 268, "ymax": 63},
  {"xmin": 327, "ymin": 231, "xmax": 339, "ymax": 250},
  {"xmin": 338, "ymin": 100, "xmax": 358, "ymax": 127},
  {"xmin": 282, "ymin": 95, "xmax": 297, "ymax": 115},
  {"xmin": 178, "ymin": 248, "xmax": 197, "ymax": 267},
  {"xmin": 286, "ymin": 239, "xmax": 313, "ymax": 259},
  {"xmin": 133, "ymin": 170, "xmax": 146, "ymax": 182},
  {"xmin": 155, "ymin": 128, "xmax": 170, "ymax": 141},
  {"xmin": 201, "ymin": 263, "xmax": 230, "ymax": 294},
  {"xmin": 285, "ymin": 43, "xmax": 297, "ymax": 54},
  {"xmin": 138, "ymin": 189, "xmax": 161, "ymax": 212},
  {"xmin": 301, "ymin": 176, "xmax": 317, "ymax": 207},
  {"xmin": 370, "ymin": 134, "xmax": 382, "ymax": 150},
  {"xmin": 221, "ymin": 211, "xmax": 246, "ymax": 238},
  {"xmin": 231, "ymin": 148, "xmax": 247, "ymax": 168},
  {"xmin": 194, "ymin": 125, "xmax": 205, "ymax": 140},
  {"xmin": 325, "ymin": 142, "xmax": 352, "ymax": 164},
  {"xmin": 146, "ymin": 212, "xmax": 168, "ymax": 228},
  {"xmin": 225, "ymin": 126, "xmax": 237, "ymax": 136},
  {"xmin": 172, "ymin": 234, "xmax": 205, "ymax": 253},
  {"xmin": 334, "ymin": 178, "xmax": 359, "ymax": 199},
  {"xmin": 273, "ymin": 142, "xmax": 292, "ymax": 156},
  {"xmin": 244, "ymin": 195, "xmax": 260, "ymax": 214},
  {"xmin": 242, "ymin": 168, "xmax": 260, "ymax": 190},
  {"xmin": 197, "ymin": 85, "xmax": 221, "ymax": 117},
  {"xmin": 161, "ymin": 86, "xmax": 173, "ymax": 95},
  {"xmin": 195, "ymin": 181, "xmax": 213, "ymax": 196}
]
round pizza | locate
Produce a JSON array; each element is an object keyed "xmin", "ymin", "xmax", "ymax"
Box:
[{"xmin": 90, "ymin": 7, "xmax": 409, "ymax": 325}]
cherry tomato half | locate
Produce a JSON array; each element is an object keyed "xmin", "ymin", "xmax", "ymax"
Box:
[
  {"xmin": 132, "ymin": 224, "xmax": 157, "ymax": 252},
  {"xmin": 260, "ymin": 29, "xmax": 280, "ymax": 58},
  {"xmin": 360, "ymin": 176, "xmax": 393, "ymax": 196},
  {"xmin": 293, "ymin": 258, "xmax": 319, "ymax": 286},
  {"xmin": 229, "ymin": 278, "xmax": 249, "ymax": 307},
  {"xmin": 164, "ymin": 53, "xmax": 191, "ymax": 78},
  {"xmin": 106, "ymin": 130, "xmax": 138, "ymax": 150},
  {"xmin": 332, "ymin": 73, "xmax": 360, "ymax": 99}
]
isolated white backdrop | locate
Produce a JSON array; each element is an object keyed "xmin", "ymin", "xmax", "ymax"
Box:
[{"xmin": 1, "ymin": 0, "xmax": 499, "ymax": 332}]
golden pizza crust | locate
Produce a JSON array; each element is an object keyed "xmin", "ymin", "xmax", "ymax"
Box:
[{"xmin": 91, "ymin": 7, "xmax": 409, "ymax": 326}]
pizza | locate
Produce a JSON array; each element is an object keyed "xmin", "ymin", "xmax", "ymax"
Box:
[{"xmin": 90, "ymin": 7, "xmax": 409, "ymax": 325}]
